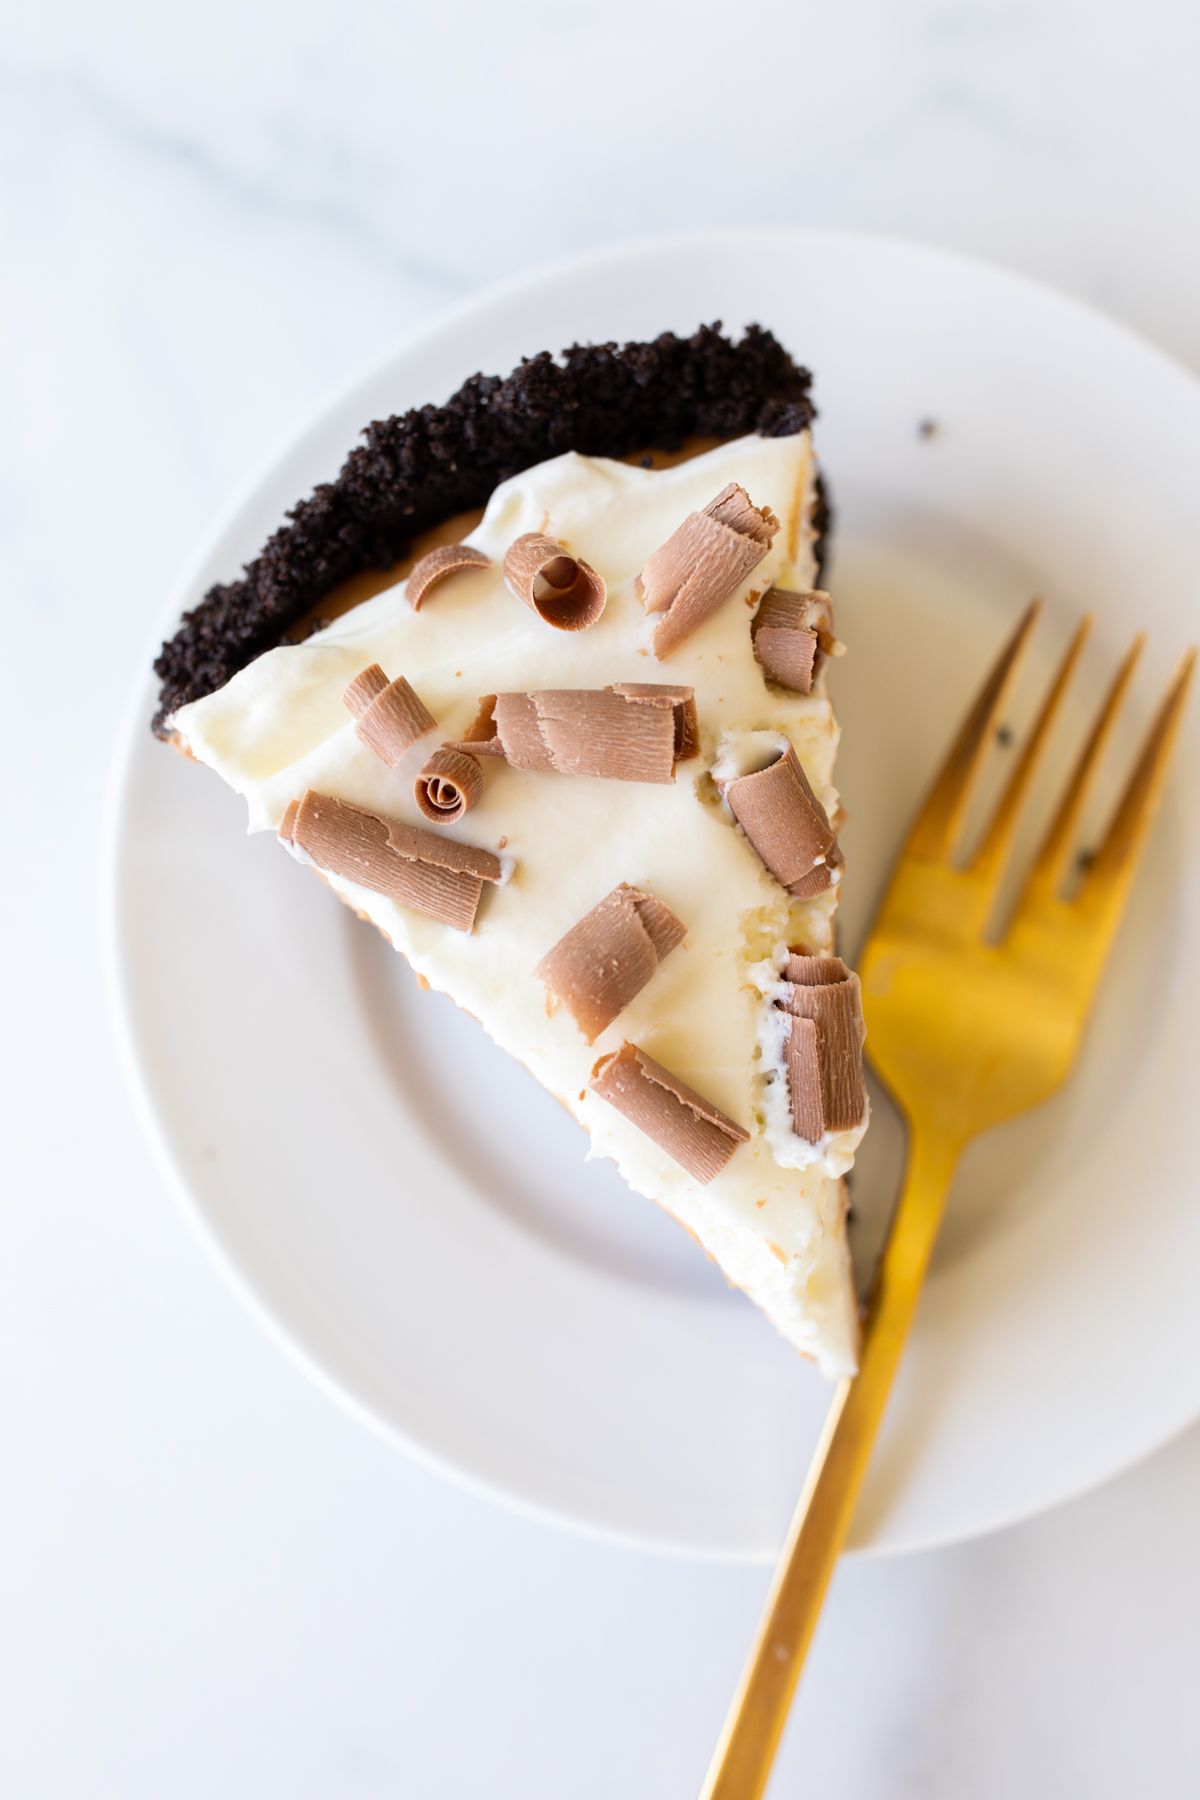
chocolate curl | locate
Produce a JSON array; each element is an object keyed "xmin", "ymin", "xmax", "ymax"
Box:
[
  {"xmin": 414, "ymin": 748, "xmax": 484, "ymax": 823},
  {"xmin": 503, "ymin": 533, "xmax": 607, "ymax": 631},
  {"xmin": 751, "ymin": 589, "xmax": 836, "ymax": 693},
  {"xmin": 589, "ymin": 1042, "xmax": 749, "ymax": 1184},
  {"xmin": 448, "ymin": 684, "xmax": 697, "ymax": 783},
  {"xmin": 536, "ymin": 883, "xmax": 686, "ymax": 1043},
  {"xmin": 343, "ymin": 664, "xmax": 436, "ymax": 766},
  {"xmin": 721, "ymin": 744, "xmax": 841, "ymax": 898},
  {"xmin": 449, "ymin": 694, "xmax": 507, "ymax": 757},
  {"xmin": 406, "ymin": 543, "xmax": 490, "ymax": 611},
  {"xmin": 608, "ymin": 681, "xmax": 700, "ymax": 762},
  {"xmin": 278, "ymin": 798, "xmax": 300, "ymax": 843},
  {"xmin": 638, "ymin": 482, "xmax": 779, "ymax": 659},
  {"xmin": 283, "ymin": 788, "xmax": 504, "ymax": 933},
  {"xmin": 780, "ymin": 954, "xmax": 866, "ymax": 1140}
]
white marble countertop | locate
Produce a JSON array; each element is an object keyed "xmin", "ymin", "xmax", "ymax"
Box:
[{"xmin": 4, "ymin": 2, "xmax": 1200, "ymax": 1794}]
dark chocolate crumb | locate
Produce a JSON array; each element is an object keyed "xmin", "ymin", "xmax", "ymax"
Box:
[
  {"xmin": 917, "ymin": 418, "xmax": 940, "ymax": 440},
  {"xmin": 637, "ymin": 453, "xmax": 654, "ymax": 469},
  {"xmin": 152, "ymin": 325, "xmax": 817, "ymax": 734},
  {"xmin": 996, "ymin": 723, "xmax": 1015, "ymax": 747},
  {"xmin": 811, "ymin": 471, "xmax": 833, "ymax": 585},
  {"xmin": 1076, "ymin": 848, "xmax": 1097, "ymax": 874}
]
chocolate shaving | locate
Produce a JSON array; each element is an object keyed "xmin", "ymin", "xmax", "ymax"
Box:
[
  {"xmin": 406, "ymin": 543, "xmax": 490, "ymax": 611},
  {"xmin": 414, "ymin": 748, "xmax": 484, "ymax": 823},
  {"xmin": 536, "ymin": 884, "xmax": 686, "ymax": 1042},
  {"xmin": 751, "ymin": 590, "xmax": 836, "ymax": 693},
  {"xmin": 343, "ymin": 664, "xmax": 436, "ymax": 766},
  {"xmin": 589, "ymin": 1042, "xmax": 748, "ymax": 1184},
  {"xmin": 721, "ymin": 743, "xmax": 840, "ymax": 897},
  {"xmin": 504, "ymin": 534, "xmax": 607, "ymax": 631},
  {"xmin": 637, "ymin": 483, "xmax": 779, "ymax": 659},
  {"xmin": 608, "ymin": 681, "xmax": 700, "ymax": 762},
  {"xmin": 448, "ymin": 684, "xmax": 697, "ymax": 783},
  {"xmin": 779, "ymin": 954, "xmax": 866, "ymax": 1140},
  {"xmin": 784, "ymin": 953, "xmax": 848, "ymax": 985},
  {"xmin": 281, "ymin": 789, "xmax": 503, "ymax": 932},
  {"xmin": 450, "ymin": 694, "xmax": 508, "ymax": 757}
]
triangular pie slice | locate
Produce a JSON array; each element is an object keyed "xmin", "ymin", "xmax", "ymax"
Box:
[{"xmin": 156, "ymin": 326, "xmax": 868, "ymax": 1376}]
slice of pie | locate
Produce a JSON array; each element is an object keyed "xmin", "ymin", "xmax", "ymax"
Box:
[{"xmin": 155, "ymin": 325, "xmax": 868, "ymax": 1376}]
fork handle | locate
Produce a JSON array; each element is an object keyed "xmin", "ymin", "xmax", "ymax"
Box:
[{"xmin": 699, "ymin": 1129, "xmax": 961, "ymax": 1800}]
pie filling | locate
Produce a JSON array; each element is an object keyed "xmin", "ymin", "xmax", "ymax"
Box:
[{"xmin": 172, "ymin": 432, "xmax": 865, "ymax": 1376}]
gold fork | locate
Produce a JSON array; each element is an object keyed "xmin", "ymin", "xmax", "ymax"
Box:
[{"xmin": 701, "ymin": 602, "xmax": 1195, "ymax": 1800}]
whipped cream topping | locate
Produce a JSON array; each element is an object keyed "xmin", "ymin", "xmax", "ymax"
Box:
[{"xmin": 175, "ymin": 433, "xmax": 861, "ymax": 1376}]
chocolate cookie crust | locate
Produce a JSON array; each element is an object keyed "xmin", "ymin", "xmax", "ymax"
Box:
[{"xmin": 153, "ymin": 323, "xmax": 817, "ymax": 735}]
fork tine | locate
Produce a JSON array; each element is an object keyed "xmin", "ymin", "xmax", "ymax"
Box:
[
  {"xmin": 1020, "ymin": 633, "xmax": 1145, "ymax": 904},
  {"xmin": 906, "ymin": 599, "xmax": 1041, "ymax": 863},
  {"xmin": 1076, "ymin": 647, "xmax": 1196, "ymax": 905},
  {"xmin": 968, "ymin": 615, "xmax": 1091, "ymax": 887}
]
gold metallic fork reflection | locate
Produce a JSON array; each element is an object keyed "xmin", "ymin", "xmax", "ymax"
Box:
[{"xmin": 701, "ymin": 606, "xmax": 1194, "ymax": 1800}]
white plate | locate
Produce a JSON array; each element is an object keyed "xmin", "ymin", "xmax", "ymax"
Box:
[{"xmin": 105, "ymin": 231, "xmax": 1200, "ymax": 1560}]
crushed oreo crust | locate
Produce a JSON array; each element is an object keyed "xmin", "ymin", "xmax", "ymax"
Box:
[
  {"xmin": 811, "ymin": 471, "xmax": 832, "ymax": 586},
  {"xmin": 153, "ymin": 323, "xmax": 817, "ymax": 734}
]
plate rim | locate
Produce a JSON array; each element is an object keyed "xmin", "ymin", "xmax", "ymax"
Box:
[{"xmin": 102, "ymin": 225, "xmax": 1200, "ymax": 1562}]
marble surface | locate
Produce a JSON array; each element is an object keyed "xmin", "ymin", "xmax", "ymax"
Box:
[{"xmin": 4, "ymin": 1, "xmax": 1200, "ymax": 1794}]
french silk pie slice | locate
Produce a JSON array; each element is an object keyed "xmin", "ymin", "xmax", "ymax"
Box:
[{"xmin": 155, "ymin": 326, "xmax": 868, "ymax": 1376}]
